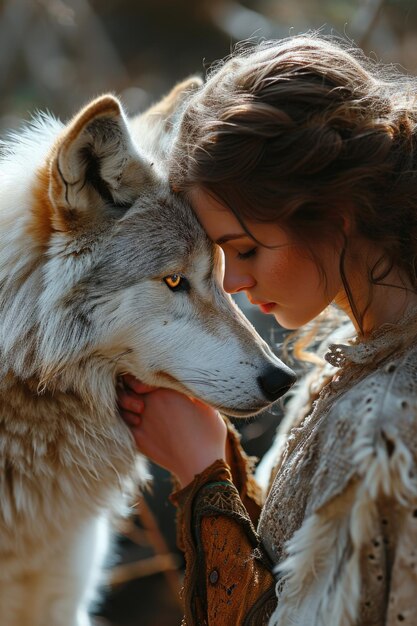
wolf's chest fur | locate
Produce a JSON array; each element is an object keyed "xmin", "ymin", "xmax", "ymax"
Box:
[{"xmin": 0, "ymin": 373, "xmax": 135, "ymax": 558}]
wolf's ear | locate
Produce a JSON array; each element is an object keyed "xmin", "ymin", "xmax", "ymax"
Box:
[
  {"xmin": 48, "ymin": 95, "xmax": 148, "ymax": 229},
  {"xmin": 130, "ymin": 76, "xmax": 202, "ymax": 163}
]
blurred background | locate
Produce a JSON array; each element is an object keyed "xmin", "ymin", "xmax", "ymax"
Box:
[
  {"xmin": 1, "ymin": 1, "xmax": 417, "ymax": 624},
  {"xmin": 2, "ymin": 0, "xmax": 417, "ymax": 132}
]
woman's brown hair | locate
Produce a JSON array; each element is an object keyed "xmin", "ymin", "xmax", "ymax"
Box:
[{"xmin": 170, "ymin": 34, "xmax": 417, "ymax": 335}]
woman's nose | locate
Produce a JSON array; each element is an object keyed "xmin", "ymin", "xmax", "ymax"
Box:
[{"xmin": 222, "ymin": 259, "xmax": 255, "ymax": 294}]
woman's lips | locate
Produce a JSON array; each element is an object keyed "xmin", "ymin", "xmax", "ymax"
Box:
[
  {"xmin": 258, "ymin": 302, "xmax": 276, "ymax": 314},
  {"xmin": 247, "ymin": 296, "xmax": 277, "ymax": 314}
]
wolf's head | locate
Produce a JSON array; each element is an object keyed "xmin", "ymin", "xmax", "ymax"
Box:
[{"xmin": 0, "ymin": 83, "xmax": 295, "ymax": 417}]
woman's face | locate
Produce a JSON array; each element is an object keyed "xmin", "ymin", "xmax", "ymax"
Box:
[{"xmin": 190, "ymin": 188, "xmax": 344, "ymax": 329}]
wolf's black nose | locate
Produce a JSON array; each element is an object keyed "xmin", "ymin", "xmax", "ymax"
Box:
[{"xmin": 257, "ymin": 365, "xmax": 296, "ymax": 401}]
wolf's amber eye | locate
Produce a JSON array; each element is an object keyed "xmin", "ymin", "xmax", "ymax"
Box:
[
  {"xmin": 163, "ymin": 274, "xmax": 190, "ymax": 293},
  {"xmin": 165, "ymin": 274, "xmax": 181, "ymax": 288}
]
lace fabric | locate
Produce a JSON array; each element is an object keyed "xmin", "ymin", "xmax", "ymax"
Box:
[
  {"xmin": 325, "ymin": 304, "xmax": 417, "ymax": 366},
  {"xmin": 259, "ymin": 307, "xmax": 417, "ymax": 625}
]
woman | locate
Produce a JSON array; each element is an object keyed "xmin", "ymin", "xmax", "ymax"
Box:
[{"xmin": 118, "ymin": 34, "xmax": 417, "ymax": 625}]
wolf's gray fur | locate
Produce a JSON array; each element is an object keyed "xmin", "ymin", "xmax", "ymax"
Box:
[{"xmin": 0, "ymin": 80, "xmax": 294, "ymax": 625}]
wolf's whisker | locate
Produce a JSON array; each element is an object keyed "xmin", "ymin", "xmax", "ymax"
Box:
[
  {"xmin": 108, "ymin": 349, "xmax": 133, "ymax": 364},
  {"xmin": 174, "ymin": 378, "xmax": 223, "ymax": 389}
]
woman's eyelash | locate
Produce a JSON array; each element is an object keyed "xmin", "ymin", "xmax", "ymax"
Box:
[{"xmin": 237, "ymin": 248, "xmax": 257, "ymax": 260}]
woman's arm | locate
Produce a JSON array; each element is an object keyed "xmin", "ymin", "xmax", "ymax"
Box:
[
  {"xmin": 118, "ymin": 375, "xmax": 277, "ymax": 624},
  {"xmin": 172, "ymin": 459, "xmax": 277, "ymax": 625}
]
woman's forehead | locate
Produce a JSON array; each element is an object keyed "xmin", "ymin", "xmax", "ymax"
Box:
[
  {"xmin": 188, "ymin": 187, "xmax": 230, "ymax": 214},
  {"xmin": 189, "ymin": 188, "xmax": 290, "ymax": 247},
  {"xmin": 188, "ymin": 188, "xmax": 244, "ymax": 236}
]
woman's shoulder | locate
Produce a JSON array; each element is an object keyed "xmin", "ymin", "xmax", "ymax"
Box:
[
  {"xmin": 309, "ymin": 342, "xmax": 417, "ymax": 514},
  {"xmin": 331, "ymin": 339, "xmax": 417, "ymax": 437}
]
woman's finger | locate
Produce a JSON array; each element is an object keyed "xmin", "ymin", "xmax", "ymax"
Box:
[
  {"xmin": 117, "ymin": 389, "xmax": 145, "ymax": 414},
  {"xmin": 119, "ymin": 410, "xmax": 142, "ymax": 427},
  {"xmin": 121, "ymin": 374, "xmax": 158, "ymax": 394}
]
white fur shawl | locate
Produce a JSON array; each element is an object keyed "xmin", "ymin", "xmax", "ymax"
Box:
[{"xmin": 259, "ymin": 313, "xmax": 417, "ymax": 625}]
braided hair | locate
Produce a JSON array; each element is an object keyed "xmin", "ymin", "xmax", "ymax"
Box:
[{"xmin": 171, "ymin": 34, "xmax": 417, "ymax": 332}]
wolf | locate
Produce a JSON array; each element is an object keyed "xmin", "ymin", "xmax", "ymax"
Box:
[{"xmin": 0, "ymin": 80, "xmax": 295, "ymax": 626}]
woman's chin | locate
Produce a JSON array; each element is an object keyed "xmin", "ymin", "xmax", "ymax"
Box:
[{"xmin": 272, "ymin": 311, "xmax": 311, "ymax": 330}]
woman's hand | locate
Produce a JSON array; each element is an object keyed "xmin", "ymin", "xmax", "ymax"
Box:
[{"xmin": 117, "ymin": 374, "xmax": 228, "ymax": 487}]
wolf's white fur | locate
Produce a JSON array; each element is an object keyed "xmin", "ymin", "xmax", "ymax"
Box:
[{"xmin": 0, "ymin": 83, "xmax": 294, "ymax": 625}]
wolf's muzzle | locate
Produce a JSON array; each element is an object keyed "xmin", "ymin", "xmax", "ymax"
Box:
[{"xmin": 257, "ymin": 364, "xmax": 296, "ymax": 401}]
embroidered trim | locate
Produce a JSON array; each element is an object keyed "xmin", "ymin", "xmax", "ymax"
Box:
[
  {"xmin": 195, "ymin": 482, "xmax": 257, "ymax": 536},
  {"xmin": 324, "ymin": 306, "xmax": 417, "ymax": 368},
  {"xmin": 325, "ymin": 344, "xmax": 347, "ymax": 368},
  {"xmin": 202, "ymin": 480, "xmax": 232, "ymax": 489}
]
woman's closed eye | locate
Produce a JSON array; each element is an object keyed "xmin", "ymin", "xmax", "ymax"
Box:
[{"xmin": 237, "ymin": 247, "xmax": 257, "ymax": 260}]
